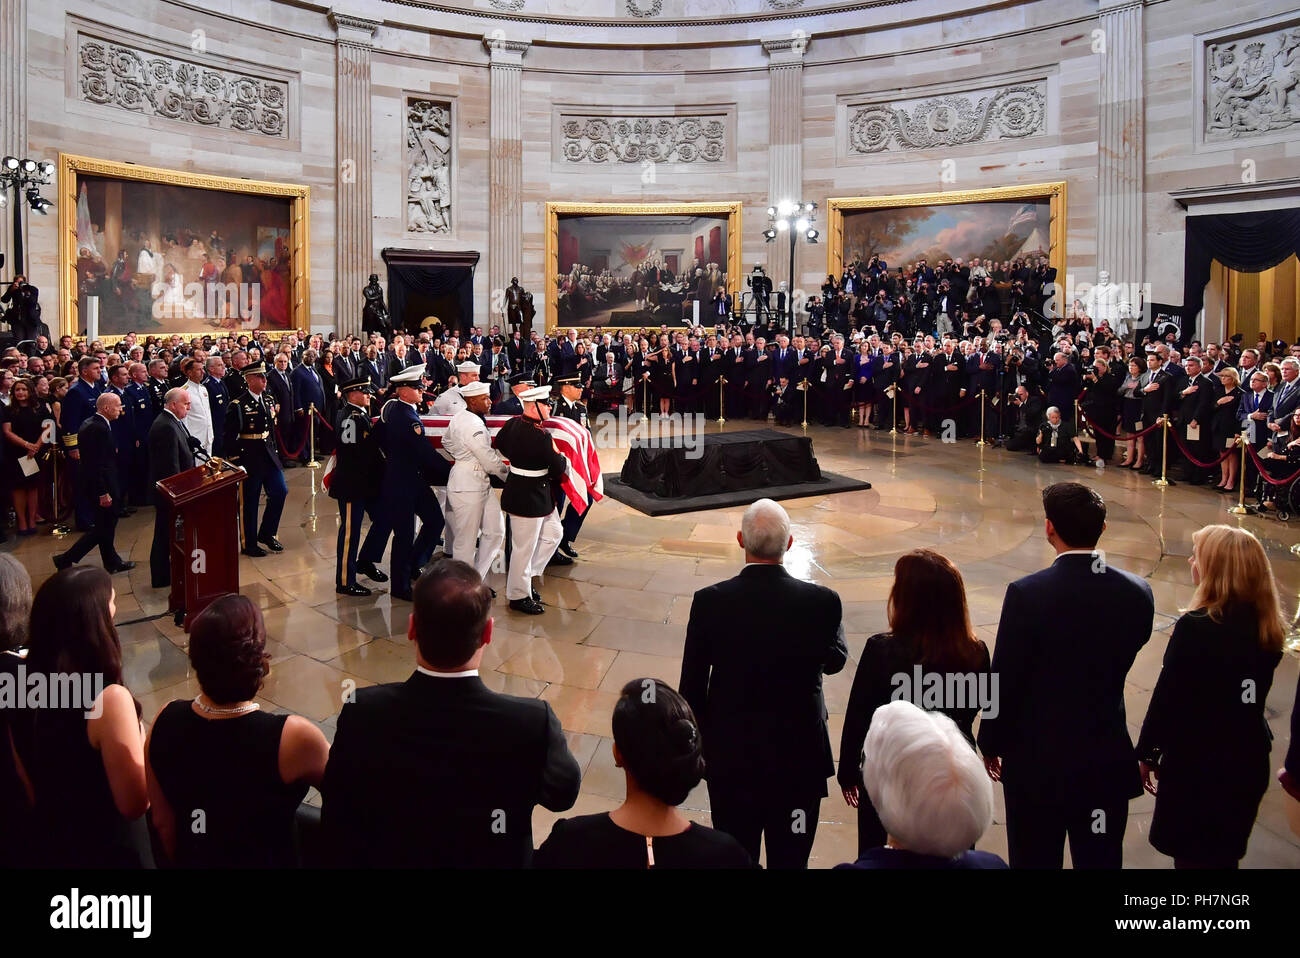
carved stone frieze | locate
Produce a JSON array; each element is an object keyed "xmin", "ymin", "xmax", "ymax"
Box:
[{"xmin": 847, "ymin": 83, "xmax": 1046, "ymax": 154}]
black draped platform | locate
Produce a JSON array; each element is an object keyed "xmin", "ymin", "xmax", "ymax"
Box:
[{"xmin": 605, "ymin": 429, "xmax": 871, "ymax": 516}]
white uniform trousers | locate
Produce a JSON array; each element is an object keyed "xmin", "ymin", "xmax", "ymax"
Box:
[
  {"xmin": 433, "ymin": 486, "xmax": 456, "ymax": 556},
  {"xmin": 506, "ymin": 509, "xmax": 562, "ymax": 601},
  {"xmin": 448, "ymin": 483, "xmax": 505, "ymax": 580}
]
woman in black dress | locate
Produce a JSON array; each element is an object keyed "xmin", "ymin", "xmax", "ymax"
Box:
[
  {"xmin": 3, "ymin": 379, "xmax": 49, "ymax": 534},
  {"xmin": 1210, "ymin": 367, "xmax": 1245, "ymax": 492},
  {"xmin": 1137, "ymin": 525, "xmax": 1285, "ymax": 868},
  {"xmin": 650, "ymin": 344, "xmax": 676, "ymax": 415},
  {"xmin": 146, "ymin": 594, "xmax": 329, "ymax": 868},
  {"xmin": 534, "ymin": 679, "xmax": 751, "ymax": 869},
  {"xmin": 1117, "ymin": 357, "xmax": 1145, "ymax": 468},
  {"xmin": 838, "ymin": 549, "xmax": 992, "ymax": 856},
  {"xmin": 10, "ymin": 567, "xmax": 150, "ymax": 868}
]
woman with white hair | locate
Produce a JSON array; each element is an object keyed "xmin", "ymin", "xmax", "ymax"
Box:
[{"xmin": 836, "ymin": 700, "xmax": 1005, "ymax": 869}]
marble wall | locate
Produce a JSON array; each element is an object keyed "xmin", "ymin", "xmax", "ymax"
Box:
[{"xmin": 8, "ymin": 0, "xmax": 1300, "ymax": 337}]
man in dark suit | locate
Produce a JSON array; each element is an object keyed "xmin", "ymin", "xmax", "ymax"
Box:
[
  {"xmin": 680, "ymin": 498, "xmax": 848, "ymax": 868},
  {"xmin": 1046, "ymin": 351, "xmax": 1082, "ymax": 416},
  {"xmin": 290, "ymin": 349, "xmax": 327, "ymax": 465},
  {"xmin": 1172, "ymin": 356, "xmax": 1214, "ymax": 483},
  {"xmin": 147, "ymin": 388, "xmax": 198, "ymax": 588},
  {"xmin": 978, "ymin": 482, "xmax": 1154, "ymax": 869},
  {"xmin": 321, "ymin": 559, "xmax": 581, "ymax": 866},
  {"xmin": 53, "ymin": 393, "xmax": 136, "ymax": 574},
  {"xmin": 1267, "ymin": 357, "xmax": 1300, "ymax": 452}
]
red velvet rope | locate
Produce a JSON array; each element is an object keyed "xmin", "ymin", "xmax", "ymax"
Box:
[
  {"xmin": 1245, "ymin": 443, "xmax": 1300, "ymax": 486},
  {"xmin": 273, "ymin": 419, "xmax": 310, "ymax": 459},
  {"xmin": 1166, "ymin": 428, "xmax": 1238, "ymax": 468},
  {"xmin": 1080, "ymin": 416, "xmax": 1165, "ymax": 441},
  {"xmin": 313, "ymin": 409, "xmax": 334, "ymax": 433}
]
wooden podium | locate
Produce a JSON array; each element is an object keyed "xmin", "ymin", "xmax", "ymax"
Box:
[{"xmin": 156, "ymin": 461, "xmax": 247, "ymax": 631}]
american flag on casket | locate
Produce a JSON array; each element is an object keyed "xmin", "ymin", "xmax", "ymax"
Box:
[{"xmin": 322, "ymin": 415, "xmax": 603, "ymax": 513}]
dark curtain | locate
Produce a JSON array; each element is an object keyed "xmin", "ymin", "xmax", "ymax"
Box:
[
  {"xmin": 620, "ymin": 430, "xmax": 821, "ymax": 498},
  {"xmin": 386, "ymin": 263, "xmax": 473, "ymax": 333},
  {"xmin": 1184, "ymin": 208, "xmax": 1300, "ymax": 325}
]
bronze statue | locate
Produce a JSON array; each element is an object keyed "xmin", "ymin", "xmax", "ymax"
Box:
[
  {"xmin": 361, "ymin": 274, "xmax": 393, "ymax": 337},
  {"xmin": 504, "ymin": 277, "xmax": 525, "ymax": 331}
]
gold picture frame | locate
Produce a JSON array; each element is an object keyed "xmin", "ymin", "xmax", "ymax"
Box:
[
  {"xmin": 826, "ymin": 181, "xmax": 1068, "ymax": 288},
  {"xmin": 58, "ymin": 153, "xmax": 311, "ymax": 341},
  {"xmin": 544, "ymin": 200, "xmax": 743, "ymax": 336}
]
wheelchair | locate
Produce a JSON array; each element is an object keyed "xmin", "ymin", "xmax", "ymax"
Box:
[{"xmin": 1248, "ymin": 446, "xmax": 1300, "ymax": 521}]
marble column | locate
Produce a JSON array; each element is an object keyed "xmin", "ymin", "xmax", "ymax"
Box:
[
  {"xmin": 763, "ymin": 35, "xmax": 810, "ymax": 294},
  {"xmin": 485, "ymin": 37, "xmax": 529, "ymax": 319},
  {"xmin": 1, "ymin": 0, "xmax": 28, "ymax": 274},
  {"xmin": 1096, "ymin": 0, "xmax": 1144, "ymax": 308},
  {"xmin": 331, "ymin": 11, "xmax": 378, "ymax": 338}
]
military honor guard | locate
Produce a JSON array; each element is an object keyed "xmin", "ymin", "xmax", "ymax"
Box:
[
  {"xmin": 381, "ymin": 366, "xmax": 446, "ymax": 601},
  {"xmin": 330, "ymin": 375, "xmax": 391, "ymax": 596},
  {"xmin": 430, "ymin": 360, "xmax": 483, "ymax": 415},
  {"xmin": 442, "ymin": 380, "xmax": 509, "ymax": 583},
  {"xmin": 549, "ymin": 375, "xmax": 588, "ymax": 563},
  {"xmin": 494, "ymin": 385, "xmax": 568, "ymax": 615},
  {"xmin": 224, "ymin": 362, "xmax": 288, "ymax": 557}
]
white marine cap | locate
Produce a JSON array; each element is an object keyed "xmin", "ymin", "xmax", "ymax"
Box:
[
  {"xmin": 456, "ymin": 361, "xmax": 481, "ymax": 374},
  {"xmin": 460, "ymin": 381, "xmax": 491, "ymax": 398},
  {"xmin": 519, "ymin": 385, "xmax": 552, "ymax": 402},
  {"xmin": 391, "ymin": 365, "xmax": 426, "ymax": 385}
]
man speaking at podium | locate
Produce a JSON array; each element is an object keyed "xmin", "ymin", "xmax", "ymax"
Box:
[{"xmin": 148, "ymin": 388, "xmax": 197, "ymax": 589}]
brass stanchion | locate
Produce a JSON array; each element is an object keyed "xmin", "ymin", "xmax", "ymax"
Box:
[
  {"xmin": 976, "ymin": 389, "xmax": 987, "ymax": 447},
  {"xmin": 306, "ymin": 402, "xmax": 321, "ymax": 468},
  {"xmin": 643, "ymin": 377, "xmax": 650, "ymax": 418},
  {"xmin": 306, "ymin": 460, "xmax": 318, "ymax": 523},
  {"xmin": 1153, "ymin": 417, "xmax": 1171, "ymax": 488},
  {"xmin": 799, "ymin": 380, "xmax": 809, "ymax": 429},
  {"xmin": 717, "ymin": 376, "xmax": 726, "ymax": 425},
  {"xmin": 889, "ymin": 385, "xmax": 898, "ymax": 436},
  {"xmin": 1228, "ymin": 436, "xmax": 1248, "ymax": 516},
  {"xmin": 50, "ymin": 445, "xmax": 70, "ymax": 538}
]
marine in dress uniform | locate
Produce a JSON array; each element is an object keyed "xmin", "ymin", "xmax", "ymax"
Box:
[
  {"xmin": 381, "ymin": 368, "xmax": 446, "ymax": 602},
  {"xmin": 223, "ymin": 363, "xmax": 288, "ymax": 557},
  {"xmin": 442, "ymin": 381, "xmax": 509, "ymax": 583},
  {"xmin": 549, "ymin": 376, "xmax": 588, "ymax": 562},
  {"xmin": 330, "ymin": 376, "xmax": 391, "ymax": 596},
  {"xmin": 494, "ymin": 386, "xmax": 567, "ymax": 615}
]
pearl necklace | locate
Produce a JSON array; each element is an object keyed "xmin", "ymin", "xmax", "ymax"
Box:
[{"xmin": 193, "ymin": 695, "xmax": 260, "ymax": 716}]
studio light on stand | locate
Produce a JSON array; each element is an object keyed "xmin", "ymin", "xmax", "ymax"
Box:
[
  {"xmin": 0, "ymin": 155, "xmax": 57, "ymax": 275},
  {"xmin": 763, "ymin": 200, "xmax": 817, "ymax": 335}
]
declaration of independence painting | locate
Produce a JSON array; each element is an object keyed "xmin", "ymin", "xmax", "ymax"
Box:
[
  {"xmin": 554, "ymin": 212, "xmax": 732, "ymax": 328},
  {"xmin": 62, "ymin": 155, "xmax": 310, "ymax": 337}
]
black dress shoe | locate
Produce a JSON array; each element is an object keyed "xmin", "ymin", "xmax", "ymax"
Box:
[
  {"xmin": 509, "ymin": 597, "xmax": 545, "ymax": 615},
  {"xmin": 258, "ymin": 536, "xmax": 285, "ymax": 553},
  {"xmin": 532, "ymin": 588, "xmax": 542, "ymax": 603},
  {"xmin": 108, "ymin": 561, "xmax": 137, "ymax": 574},
  {"xmin": 241, "ymin": 545, "xmax": 268, "ymax": 558},
  {"xmin": 489, "ymin": 587, "xmax": 497, "ymax": 598},
  {"xmin": 547, "ymin": 551, "xmax": 574, "ymax": 567},
  {"xmin": 559, "ymin": 541, "xmax": 579, "ymax": 559},
  {"xmin": 52, "ymin": 553, "xmax": 72, "ymax": 571},
  {"xmin": 336, "ymin": 583, "xmax": 372, "ymax": 597},
  {"xmin": 357, "ymin": 561, "xmax": 389, "ymax": 583}
]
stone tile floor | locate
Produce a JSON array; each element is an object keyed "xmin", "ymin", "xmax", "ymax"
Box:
[{"xmin": 9, "ymin": 421, "xmax": 1299, "ymax": 868}]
